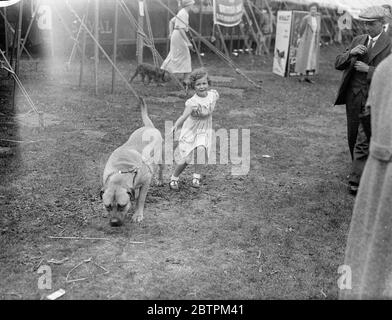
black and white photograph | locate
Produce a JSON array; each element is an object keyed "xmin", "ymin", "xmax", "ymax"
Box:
[{"xmin": 1, "ymin": 0, "xmax": 392, "ymax": 305}]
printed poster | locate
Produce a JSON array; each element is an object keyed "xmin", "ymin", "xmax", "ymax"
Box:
[
  {"xmin": 273, "ymin": 11, "xmax": 292, "ymax": 77},
  {"xmin": 213, "ymin": 0, "xmax": 244, "ymax": 27}
]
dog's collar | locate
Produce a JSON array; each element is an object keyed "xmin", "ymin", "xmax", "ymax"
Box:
[
  {"xmin": 104, "ymin": 167, "xmax": 139, "ymax": 185},
  {"xmin": 118, "ymin": 169, "xmax": 138, "ymax": 174},
  {"xmin": 104, "ymin": 156, "xmax": 153, "ymax": 186}
]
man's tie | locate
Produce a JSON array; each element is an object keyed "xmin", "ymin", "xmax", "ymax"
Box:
[{"xmin": 367, "ymin": 38, "xmax": 374, "ymax": 50}]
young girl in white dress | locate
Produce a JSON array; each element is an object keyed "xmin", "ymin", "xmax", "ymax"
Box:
[{"xmin": 169, "ymin": 68, "xmax": 219, "ymax": 190}]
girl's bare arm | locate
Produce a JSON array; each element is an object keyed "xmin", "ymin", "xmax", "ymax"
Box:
[{"xmin": 172, "ymin": 104, "xmax": 196, "ymax": 132}]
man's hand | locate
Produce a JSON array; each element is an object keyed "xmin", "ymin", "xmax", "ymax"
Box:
[
  {"xmin": 350, "ymin": 44, "xmax": 367, "ymax": 56},
  {"xmin": 354, "ymin": 61, "xmax": 370, "ymax": 73}
]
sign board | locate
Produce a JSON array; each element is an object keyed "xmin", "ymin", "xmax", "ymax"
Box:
[
  {"xmin": 273, "ymin": 10, "xmax": 321, "ymax": 77},
  {"xmin": 273, "ymin": 11, "xmax": 292, "ymax": 77},
  {"xmin": 37, "ymin": 5, "xmax": 53, "ymax": 30},
  {"xmin": 213, "ymin": 0, "xmax": 244, "ymax": 27},
  {"xmin": 139, "ymin": 1, "xmax": 144, "ymax": 17}
]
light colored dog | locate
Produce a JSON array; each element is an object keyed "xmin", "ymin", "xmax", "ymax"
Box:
[{"xmin": 100, "ymin": 99, "xmax": 163, "ymax": 227}]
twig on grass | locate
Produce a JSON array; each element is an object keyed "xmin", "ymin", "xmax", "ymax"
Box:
[
  {"xmin": 66, "ymin": 257, "xmax": 110, "ymax": 283},
  {"xmin": 93, "ymin": 261, "xmax": 110, "ymax": 275},
  {"xmin": 0, "ymin": 138, "xmax": 41, "ymax": 144},
  {"xmin": 115, "ymin": 259, "xmax": 136, "ymax": 264},
  {"xmin": 2, "ymin": 292, "xmax": 22, "ymax": 299},
  {"xmin": 36, "ymin": 258, "xmax": 44, "ymax": 269},
  {"xmin": 48, "ymin": 257, "xmax": 69, "ymax": 265},
  {"xmin": 66, "ymin": 277, "xmax": 88, "ymax": 283},
  {"xmin": 49, "ymin": 236, "xmax": 110, "ymax": 241},
  {"xmin": 108, "ymin": 292, "xmax": 120, "ymax": 299},
  {"xmin": 66, "ymin": 257, "xmax": 92, "ymax": 283}
]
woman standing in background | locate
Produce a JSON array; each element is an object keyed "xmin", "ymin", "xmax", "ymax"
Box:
[
  {"xmin": 161, "ymin": 0, "xmax": 196, "ymax": 84},
  {"xmin": 295, "ymin": 2, "xmax": 321, "ymax": 83}
]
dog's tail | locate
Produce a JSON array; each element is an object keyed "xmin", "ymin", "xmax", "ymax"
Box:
[
  {"xmin": 140, "ymin": 97, "xmax": 155, "ymax": 128},
  {"xmin": 129, "ymin": 67, "xmax": 138, "ymax": 83}
]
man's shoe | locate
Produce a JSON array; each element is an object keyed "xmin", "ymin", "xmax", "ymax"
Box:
[{"xmin": 349, "ymin": 184, "xmax": 359, "ymax": 196}]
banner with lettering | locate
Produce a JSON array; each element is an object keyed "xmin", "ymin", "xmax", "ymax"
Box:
[{"xmin": 213, "ymin": 0, "xmax": 244, "ymax": 27}]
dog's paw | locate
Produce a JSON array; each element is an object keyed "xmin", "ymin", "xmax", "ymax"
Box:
[
  {"xmin": 131, "ymin": 212, "xmax": 144, "ymax": 223},
  {"xmin": 155, "ymin": 179, "xmax": 165, "ymax": 187}
]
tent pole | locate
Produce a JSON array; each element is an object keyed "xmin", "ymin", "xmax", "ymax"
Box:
[
  {"xmin": 66, "ymin": 0, "xmax": 143, "ymax": 102},
  {"xmin": 66, "ymin": 13, "xmax": 86, "ymax": 69},
  {"xmin": 15, "ymin": 0, "xmax": 23, "ymax": 76},
  {"xmin": 79, "ymin": 1, "xmax": 89, "ymax": 88},
  {"xmin": 111, "ymin": 0, "xmax": 119, "ymax": 94},
  {"xmin": 4, "ymin": 7, "xmax": 9, "ymax": 57},
  {"xmin": 198, "ymin": 1, "xmax": 203, "ymax": 52},
  {"xmin": 18, "ymin": 0, "xmax": 41, "ymax": 61},
  {"xmin": 13, "ymin": 0, "xmax": 24, "ymax": 109},
  {"xmin": 137, "ymin": 0, "xmax": 145, "ymax": 64},
  {"xmin": 166, "ymin": 0, "xmax": 170, "ymax": 55},
  {"xmin": 94, "ymin": 0, "xmax": 99, "ymax": 95}
]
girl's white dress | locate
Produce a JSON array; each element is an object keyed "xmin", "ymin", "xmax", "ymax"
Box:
[
  {"xmin": 176, "ymin": 89, "xmax": 219, "ymax": 163},
  {"xmin": 161, "ymin": 8, "xmax": 192, "ymax": 74}
]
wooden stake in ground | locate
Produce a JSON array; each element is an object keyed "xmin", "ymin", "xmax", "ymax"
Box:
[{"xmin": 94, "ymin": 0, "xmax": 99, "ymax": 95}]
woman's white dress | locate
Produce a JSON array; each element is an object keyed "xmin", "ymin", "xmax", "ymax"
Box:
[{"xmin": 161, "ymin": 8, "xmax": 192, "ymax": 74}]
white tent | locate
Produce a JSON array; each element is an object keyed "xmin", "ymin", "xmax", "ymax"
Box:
[
  {"xmin": 273, "ymin": 0, "xmax": 392, "ymax": 17},
  {"xmin": 0, "ymin": 0, "xmax": 22, "ymax": 8}
]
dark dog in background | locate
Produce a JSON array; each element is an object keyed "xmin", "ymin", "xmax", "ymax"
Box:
[{"xmin": 129, "ymin": 63, "xmax": 169, "ymax": 85}]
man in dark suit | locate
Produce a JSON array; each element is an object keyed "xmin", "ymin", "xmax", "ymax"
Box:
[
  {"xmin": 382, "ymin": 4, "xmax": 392, "ymax": 39},
  {"xmin": 335, "ymin": 6, "xmax": 392, "ymax": 195}
]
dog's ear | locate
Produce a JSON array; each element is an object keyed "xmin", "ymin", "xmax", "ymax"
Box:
[{"xmin": 99, "ymin": 189, "xmax": 104, "ymax": 200}]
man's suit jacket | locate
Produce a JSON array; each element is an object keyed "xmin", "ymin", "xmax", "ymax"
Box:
[
  {"xmin": 334, "ymin": 31, "xmax": 392, "ymax": 106},
  {"xmin": 384, "ymin": 23, "xmax": 392, "ymax": 39}
]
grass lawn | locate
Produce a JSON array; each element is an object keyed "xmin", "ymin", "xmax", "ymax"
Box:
[{"xmin": 0, "ymin": 44, "xmax": 355, "ymax": 299}]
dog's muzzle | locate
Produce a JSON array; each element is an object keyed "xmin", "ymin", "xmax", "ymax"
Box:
[{"xmin": 110, "ymin": 217, "xmax": 123, "ymax": 227}]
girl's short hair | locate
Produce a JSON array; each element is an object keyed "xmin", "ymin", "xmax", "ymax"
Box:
[
  {"xmin": 308, "ymin": 2, "xmax": 319, "ymax": 10},
  {"xmin": 188, "ymin": 68, "xmax": 211, "ymax": 89}
]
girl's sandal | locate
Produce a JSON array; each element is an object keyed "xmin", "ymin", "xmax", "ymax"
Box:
[
  {"xmin": 169, "ymin": 179, "xmax": 179, "ymax": 190},
  {"xmin": 192, "ymin": 175, "xmax": 201, "ymax": 188}
]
